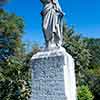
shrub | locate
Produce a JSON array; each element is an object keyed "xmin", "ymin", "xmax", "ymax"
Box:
[{"xmin": 77, "ymin": 85, "xmax": 94, "ymax": 100}]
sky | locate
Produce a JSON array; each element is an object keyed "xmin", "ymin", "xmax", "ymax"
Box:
[{"xmin": 3, "ymin": 0, "xmax": 100, "ymax": 45}]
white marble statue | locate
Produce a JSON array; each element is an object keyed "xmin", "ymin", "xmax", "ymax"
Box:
[{"xmin": 40, "ymin": 0, "xmax": 64, "ymax": 49}]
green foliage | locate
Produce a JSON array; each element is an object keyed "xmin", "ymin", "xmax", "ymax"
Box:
[
  {"xmin": 0, "ymin": 10, "xmax": 24, "ymax": 35},
  {"xmin": 0, "ymin": 10, "xmax": 31, "ymax": 100},
  {"xmin": 83, "ymin": 38, "xmax": 100, "ymax": 99},
  {"xmin": 84, "ymin": 38, "xmax": 100, "ymax": 68},
  {"xmin": 77, "ymin": 85, "xmax": 94, "ymax": 100},
  {"xmin": 63, "ymin": 23, "xmax": 91, "ymax": 84},
  {"xmin": 0, "ymin": 10, "xmax": 24, "ymax": 61},
  {"xmin": 0, "ymin": 53, "xmax": 31, "ymax": 100},
  {"xmin": 83, "ymin": 68, "xmax": 100, "ymax": 100}
]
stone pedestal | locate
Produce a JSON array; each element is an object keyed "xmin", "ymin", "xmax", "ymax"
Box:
[{"xmin": 31, "ymin": 47, "xmax": 76, "ymax": 100}]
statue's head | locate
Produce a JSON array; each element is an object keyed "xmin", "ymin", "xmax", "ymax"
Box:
[{"xmin": 40, "ymin": 0, "xmax": 51, "ymax": 5}]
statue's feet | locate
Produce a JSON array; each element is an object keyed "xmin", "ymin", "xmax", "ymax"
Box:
[{"xmin": 45, "ymin": 41, "xmax": 63, "ymax": 51}]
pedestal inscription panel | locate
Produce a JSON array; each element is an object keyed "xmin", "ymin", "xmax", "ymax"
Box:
[{"xmin": 31, "ymin": 55, "xmax": 67, "ymax": 100}]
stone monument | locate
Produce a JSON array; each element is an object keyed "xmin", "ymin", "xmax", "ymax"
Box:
[{"xmin": 31, "ymin": 0, "xmax": 76, "ymax": 100}]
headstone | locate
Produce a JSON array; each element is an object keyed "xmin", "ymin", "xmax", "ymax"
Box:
[{"xmin": 31, "ymin": 47, "xmax": 76, "ymax": 100}]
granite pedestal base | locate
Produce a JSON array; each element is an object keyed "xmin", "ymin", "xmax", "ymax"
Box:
[{"xmin": 31, "ymin": 48, "xmax": 76, "ymax": 100}]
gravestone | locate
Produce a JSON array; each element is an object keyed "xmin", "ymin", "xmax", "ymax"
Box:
[{"xmin": 31, "ymin": 48, "xmax": 76, "ymax": 100}]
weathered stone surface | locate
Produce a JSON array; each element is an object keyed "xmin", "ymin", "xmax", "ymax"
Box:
[{"xmin": 31, "ymin": 47, "xmax": 76, "ymax": 100}]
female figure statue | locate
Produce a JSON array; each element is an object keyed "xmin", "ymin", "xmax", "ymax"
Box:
[{"xmin": 40, "ymin": 0, "xmax": 64, "ymax": 49}]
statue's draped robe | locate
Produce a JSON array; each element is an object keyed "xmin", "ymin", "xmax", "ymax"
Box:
[{"xmin": 41, "ymin": 1, "xmax": 64, "ymax": 46}]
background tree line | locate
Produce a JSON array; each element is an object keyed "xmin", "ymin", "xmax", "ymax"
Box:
[{"xmin": 0, "ymin": 0, "xmax": 100, "ymax": 100}]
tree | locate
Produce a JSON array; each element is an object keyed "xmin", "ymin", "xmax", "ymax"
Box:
[
  {"xmin": 83, "ymin": 38, "xmax": 100, "ymax": 100},
  {"xmin": 0, "ymin": 55, "xmax": 31, "ymax": 100},
  {"xmin": 84, "ymin": 68, "xmax": 100, "ymax": 100},
  {"xmin": 84, "ymin": 38, "xmax": 100, "ymax": 68},
  {"xmin": 0, "ymin": 10, "xmax": 31, "ymax": 100},
  {"xmin": 63, "ymin": 23, "xmax": 91, "ymax": 85},
  {"xmin": 0, "ymin": 10, "xmax": 24, "ymax": 61}
]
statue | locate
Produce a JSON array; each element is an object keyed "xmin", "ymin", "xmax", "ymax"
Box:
[
  {"xmin": 40, "ymin": 0, "xmax": 64, "ymax": 49},
  {"xmin": 31, "ymin": 1, "xmax": 76, "ymax": 99}
]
